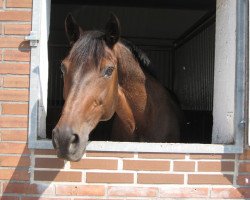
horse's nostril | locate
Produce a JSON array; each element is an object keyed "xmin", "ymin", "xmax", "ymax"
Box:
[
  {"xmin": 70, "ymin": 134, "xmax": 79, "ymax": 144},
  {"xmin": 68, "ymin": 134, "xmax": 79, "ymax": 154}
]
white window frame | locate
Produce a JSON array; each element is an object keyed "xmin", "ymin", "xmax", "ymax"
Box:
[{"xmin": 28, "ymin": 0, "xmax": 247, "ymax": 153}]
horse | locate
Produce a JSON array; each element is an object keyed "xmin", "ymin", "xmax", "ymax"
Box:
[{"xmin": 52, "ymin": 13, "xmax": 183, "ymax": 161}]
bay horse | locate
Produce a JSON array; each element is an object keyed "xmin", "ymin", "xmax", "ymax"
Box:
[{"xmin": 52, "ymin": 14, "xmax": 183, "ymax": 161}]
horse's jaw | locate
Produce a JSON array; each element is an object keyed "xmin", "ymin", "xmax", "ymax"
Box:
[{"xmin": 116, "ymin": 88, "xmax": 136, "ymax": 133}]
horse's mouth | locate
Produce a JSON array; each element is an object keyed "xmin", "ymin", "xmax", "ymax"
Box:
[
  {"xmin": 53, "ymin": 138, "xmax": 87, "ymax": 162},
  {"xmin": 56, "ymin": 148, "xmax": 85, "ymax": 162}
]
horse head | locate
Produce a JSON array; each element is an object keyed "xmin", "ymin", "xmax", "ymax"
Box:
[{"xmin": 52, "ymin": 14, "xmax": 121, "ymax": 161}]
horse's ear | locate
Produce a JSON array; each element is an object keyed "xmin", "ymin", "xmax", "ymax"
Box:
[
  {"xmin": 65, "ymin": 13, "xmax": 83, "ymax": 46},
  {"xmin": 105, "ymin": 14, "xmax": 120, "ymax": 48}
]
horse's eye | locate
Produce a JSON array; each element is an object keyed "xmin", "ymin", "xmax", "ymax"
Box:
[
  {"xmin": 103, "ymin": 66, "xmax": 114, "ymax": 78},
  {"xmin": 60, "ymin": 63, "xmax": 66, "ymax": 74}
]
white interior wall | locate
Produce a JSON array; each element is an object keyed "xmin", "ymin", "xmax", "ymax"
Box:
[{"xmin": 212, "ymin": 0, "xmax": 236, "ymax": 144}]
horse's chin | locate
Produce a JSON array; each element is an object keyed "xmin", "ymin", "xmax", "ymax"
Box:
[
  {"xmin": 56, "ymin": 147, "xmax": 86, "ymax": 162},
  {"xmin": 65, "ymin": 151, "xmax": 85, "ymax": 162}
]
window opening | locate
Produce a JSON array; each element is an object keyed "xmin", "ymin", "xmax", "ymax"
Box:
[{"xmin": 46, "ymin": 0, "xmax": 216, "ymax": 144}]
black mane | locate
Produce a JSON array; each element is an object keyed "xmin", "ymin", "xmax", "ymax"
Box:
[
  {"xmin": 69, "ymin": 30, "xmax": 156, "ymax": 78},
  {"xmin": 120, "ymin": 39, "xmax": 179, "ymax": 104},
  {"xmin": 121, "ymin": 39, "xmax": 157, "ymax": 78}
]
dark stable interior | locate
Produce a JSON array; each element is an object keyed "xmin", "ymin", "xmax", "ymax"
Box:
[{"xmin": 47, "ymin": 0, "xmax": 216, "ymax": 143}]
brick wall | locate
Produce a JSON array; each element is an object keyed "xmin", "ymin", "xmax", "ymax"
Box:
[{"xmin": 0, "ymin": 0, "xmax": 250, "ymax": 199}]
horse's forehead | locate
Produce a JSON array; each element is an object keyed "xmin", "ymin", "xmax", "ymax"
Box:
[
  {"xmin": 103, "ymin": 46, "xmax": 117, "ymax": 62},
  {"xmin": 64, "ymin": 36, "xmax": 118, "ymax": 73}
]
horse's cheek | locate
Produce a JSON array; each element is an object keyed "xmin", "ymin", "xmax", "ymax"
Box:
[
  {"xmin": 101, "ymin": 95, "xmax": 116, "ymax": 121},
  {"xmin": 106, "ymin": 76, "xmax": 118, "ymax": 108},
  {"xmin": 112, "ymin": 71, "xmax": 119, "ymax": 107},
  {"xmin": 63, "ymin": 77, "xmax": 71, "ymax": 100}
]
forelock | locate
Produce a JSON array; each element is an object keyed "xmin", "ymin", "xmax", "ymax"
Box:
[{"xmin": 68, "ymin": 31, "xmax": 106, "ymax": 68}]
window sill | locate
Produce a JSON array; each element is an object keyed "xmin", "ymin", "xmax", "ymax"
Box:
[{"xmin": 28, "ymin": 140, "xmax": 243, "ymax": 154}]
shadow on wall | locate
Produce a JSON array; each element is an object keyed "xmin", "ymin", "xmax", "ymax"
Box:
[
  {"xmin": 1, "ymin": 146, "xmax": 107, "ymax": 199},
  {"xmin": 1, "ymin": 146, "xmax": 64, "ymax": 199}
]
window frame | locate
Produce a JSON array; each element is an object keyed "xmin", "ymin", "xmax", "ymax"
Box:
[{"xmin": 28, "ymin": 0, "xmax": 247, "ymax": 153}]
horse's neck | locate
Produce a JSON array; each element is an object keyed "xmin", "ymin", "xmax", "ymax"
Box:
[
  {"xmin": 115, "ymin": 43, "xmax": 146, "ymax": 88},
  {"xmin": 114, "ymin": 43, "xmax": 149, "ymax": 132}
]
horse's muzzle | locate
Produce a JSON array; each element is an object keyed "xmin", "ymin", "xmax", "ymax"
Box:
[{"xmin": 52, "ymin": 126, "xmax": 86, "ymax": 161}]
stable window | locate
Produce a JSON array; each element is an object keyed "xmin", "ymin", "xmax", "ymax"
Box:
[{"xmin": 28, "ymin": 0, "xmax": 247, "ymax": 153}]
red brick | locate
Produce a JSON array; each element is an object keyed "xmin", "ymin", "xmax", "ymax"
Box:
[
  {"xmin": 174, "ymin": 161, "xmax": 195, "ymax": 172},
  {"xmin": 34, "ymin": 170, "xmax": 82, "ymax": 182},
  {"xmin": 56, "ymin": 185, "xmax": 105, "ymax": 196},
  {"xmin": 159, "ymin": 187, "xmax": 209, "ymax": 198},
  {"xmin": 0, "ymin": 90, "xmax": 29, "ymax": 101},
  {"xmin": 239, "ymin": 163, "xmax": 250, "ymax": 172},
  {"xmin": 2, "ymin": 103, "xmax": 28, "ymax": 114},
  {"xmin": 189, "ymin": 154, "xmax": 235, "ymax": 159},
  {"xmin": 0, "ymin": 0, "xmax": 3, "ymax": 8},
  {"xmin": 0, "ymin": 63, "xmax": 30, "ymax": 74},
  {"xmin": 35, "ymin": 158, "xmax": 65, "ymax": 168},
  {"xmin": 86, "ymin": 172, "xmax": 134, "ymax": 184},
  {"xmin": 1, "ymin": 130, "xmax": 27, "ymax": 141},
  {"xmin": 0, "ymin": 155, "xmax": 30, "ymax": 167},
  {"xmin": 237, "ymin": 175, "xmax": 250, "ymax": 186},
  {"xmin": 0, "ymin": 143, "xmax": 30, "ymax": 154},
  {"xmin": 6, "ymin": 0, "xmax": 32, "ymax": 8},
  {"xmin": 34, "ymin": 149, "xmax": 56, "ymax": 155},
  {"xmin": 4, "ymin": 24, "xmax": 31, "ymax": 35},
  {"xmin": 198, "ymin": 161, "xmax": 235, "ymax": 172},
  {"xmin": 138, "ymin": 153, "xmax": 185, "ymax": 159},
  {"xmin": 188, "ymin": 174, "xmax": 233, "ymax": 185},
  {"xmin": 0, "ymin": 11, "xmax": 31, "ymax": 21},
  {"xmin": 4, "ymin": 50, "xmax": 30, "ymax": 62},
  {"xmin": 123, "ymin": 160, "xmax": 170, "ymax": 171},
  {"xmin": 137, "ymin": 173, "xmax": 184, "ymax": 184},
  {"xmin": 3, "ymin": 183, "xmax": 54, "ymax": 195},
  {"xmin": 108, "ymin": 186, "xmax": 158, "ymax": 197},
  {"xmin": 211, "ymin": 188, "xmax": 250, "ymax": 199},
  {"xmin": 86, "ymin": 151, "xmax": 134, "ymax": 158},
  {"xmin": 0, "ymin": 169, "xmax": 29, "ymax": 180},
  {"xmin": 0, "ymin": 197, "xmax": 19, "ymax": 200},
  {"xmin": 240, "ymin": 150, "xmax": 250, "ymax": 160},
  {"xmin": 73, "ymin": 198, "xmax": 112, "ymax": 200},
  {"xmin": 0, "ymin": 37, "xmax": 26, "ymax": 48},
  {"xmin": 0, "ymin": 116, "xmax": 27, "ymax": 128},
  {"xmin": 71, "ymin": 158, "xmax": 117, "ymax": 170},
  {"xmin": 3, "ymin": 76, "xmax": 29, "ymax": 88},
  {"xmin": 21, "ymin": 198, "xmax": 70, "ymax": 200}
]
